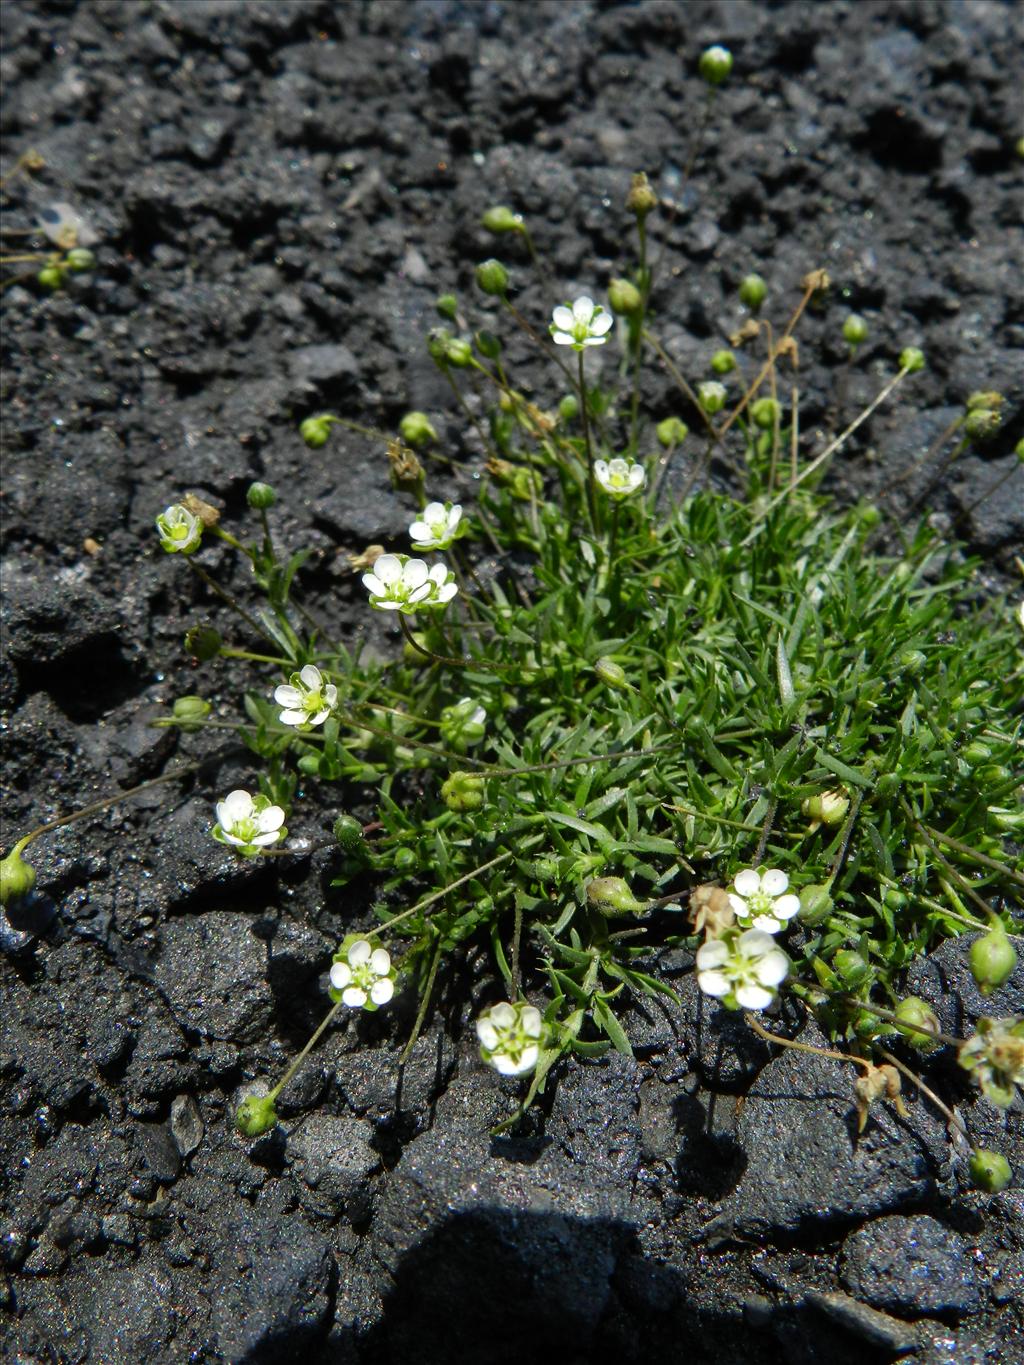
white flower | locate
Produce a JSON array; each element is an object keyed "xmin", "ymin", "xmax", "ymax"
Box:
[
  {"xmin": 696, "ymin": 928, "xmax": 790, "ymax": 1011},
  {"xmin": 727, "ymin": 867, "xmax": 801, "ymax": 934},
  {"xmin": 329, "ymin": 938, "xmax": 395, "ymax": 1010},
  {"xmin": 362, "ymin": 553, "xmax": 458, "ymax": 614},
  {"xmin": 593, "ymin": 457, "xmax": 646, "ymax": 499},
  {"xmin": 409, "ymin": 501, "xmax": 463, "ymax": 551},
  {"xmin": 550, "ymin": 296, "xmax": 614, "ymax": 349},
  {"xmin": 274, "ymin": 664, "xmax": 338, "ymax": 728},
  {"xmin": 476, "ymin": 1000, "xmax": 545, "ymax": 1075},
  {"xmin": 156, "ymin": 504, "xmax": 203, "ymax": 554},
  {"xmin": 213, "ymin": 789, "xmax": 286, "ymax": 854}
]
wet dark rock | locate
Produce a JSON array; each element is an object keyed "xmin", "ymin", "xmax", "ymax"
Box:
[
  {"xmin": 155, "ymin": 911, "xmax": 274, "ymax": 1044},
  {"xmin": 841, "ymin": 1214, "xmax": 982, "ymax": 1319},
  {"xmin": 904, "ymin": 932, "xmax": 1024, "ymax": 1037},
  {"xmin": 803, "ymin": 1289, "xmax": 918, "ymax": 1355},
  {"xmin": 289, "ymin": 1113, "xmax": 378, "ymax": 1222}
]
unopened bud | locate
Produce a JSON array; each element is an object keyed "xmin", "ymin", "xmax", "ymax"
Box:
[
  {"xmin": 608, "ymin": 278, "xmax": 642, "ymax": 314},
  {"xmin": 964, "ymin": 407, "xmax": 1001, "ymax": 443},
  {"xmin": 738, "ymin": 273, "xmax": 767, "ymax": 311},
  {"xmin": 834, "ymin": 949, "xmax": 870, "ymax": 987},
  {"xmin": 843, "ymin": 314, "xmax": 868, "ymax": 347},
  {"xmin": 65, "ymin": 247, "xmax": 96, "ymax": 273},
  {"xmin": 445, "ymin": 337, "xmax": 473, "ymax": 367},
  {"xmin": 475, "ymin": 329, "xmax": 502, "ymax": 359},
  {"xmin": 969, "ymin": 1148, "xmax": 1012, "ymax": 1193},
  {"xmin": 626, "ymin": 171, "xmax": 658, "ymax": 218},
  {"xmin": 333, "ymin": 815, "xmax": 364, "ymax": 852},
  {"xmin": 965, "ymin": 390, "xmax": 1003, "ymax": 412},
  {"xmin": 37, "ymin": 265, "xmax": 65, "ymax": 290},
  {"xmin": 0, "ymin": 839, "xmax": 36, "ymax": 907},
  {"xmin": 441, "ymin": 771, "xmax": 486, "ymax": 812},
  {"xmin": 172, "ymin": 695, "xmax": 211, "ymax": 732},
  {"xmin": 893, "ymin": 996, "xmax": 941, "ymax": 1051},
  {"xmin": 436, "ymin": 293, "xmax": 458, "ymax": 320},
  {"xmin": 969, "ymin": 921, "xmax": 1017, "ymax": 995},
  {"xmin": 698, "ymin": 381, "xmax": 727, "ymax": 415},
  {"xmin": 899, "ymin": 346, "xmax": 925, "ymax": 373},
  {"xmin": 699, "ymin": 45, "xmax": 733, "ymax": 86},
  {"xmin": 656, "ymin": 417, "xmax": 689, "ymax": 447},
  {"xmin": 711, "ymin": 349, "xmax": 736, "ymax": 374},
  {"xmin": 559, "ymin": 394, "xmax": 579, "ymax": 422},
  {"xmin": 586, "ymin": 876, "xmax": 646, "ymax": 916},
  {"xmin": 801, "ymin": 788, "xmax": 850, "ymax": 831},
  {"xmin": 246, "ymin": 481, "xmax": 276, "ymax": 509},
  {"xmin": 235, "ymin": 1092, "xmax": 278, "ymax": 1138},
  {"xmin": 482, "ymin": 206, "xmax": 524, "ymax": 234},
  {"xmin": 184, "ymin": 624, "xmax": 222, "ymax": 661},
  {"xmin": 398, "ymin": 411, "xmax": 438, "ymax": 448},
  {"xmin": 750, "ymin": 397, "xmax": 781, "ymax": 430},
  {"xmin": 798, "ymin": 883, "xmax": 834, "ymax": 925},
  {"xmin": 300, "ymin": 414, "xmax": 333, "ymax": 448},
  {"xmin": 594, "ymin": 657, "xmax": 630, "ymax": 691},
  {"xmin": 476, "ymin": 259, "xmax": 509, "ymax": 297}
]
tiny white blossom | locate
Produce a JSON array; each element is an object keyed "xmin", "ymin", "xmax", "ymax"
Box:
[
  {"xmin": 476, "ymin": 1000, "xmax": 545, "ymax": 1076},
  {"xmin": 213, "ymin": 789, "xmax": 286, "ymax": 855},
  {"xmin": 329, "ymin": 938, "xmax": 395, "ymax": 1010},
  {"xmin": 550, "ymin": 296, "xmax": 614, "ymax": 350},
  {"xmin": 409, "ymin": 501, "xmax": 463, "ymax": 551},
  {"xmin": 728, "ymin": 868, "xmax": 801, "ymax": 934},
  {"xmin": 698, "ymin": 381, "xmax": 727, "ymax": 415},
  {"xmin": 593, "ymin": 457, "xmax": 646, "ymax": 499},
  {"xmin": 156, "ymin": 504, "xmax": 203, "ymax": 554},
  {"xmin": 696, "ymin": 929, "xmax": 790, "ymax": 1011},
  {"xmin": 362, "ymin": 553, "xmax": 458, "ymax": 614},
  {"xmin": 274, "ymin": 664, "xmax": 338, "ymax": 728}
]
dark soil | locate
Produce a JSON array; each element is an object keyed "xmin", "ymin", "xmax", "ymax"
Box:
[{"xmin": 1, "ymin": 2, "xmax": 1022, "ymax": 1362}]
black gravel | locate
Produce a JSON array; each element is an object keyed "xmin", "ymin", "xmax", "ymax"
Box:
[{"xmin": 2, "ymin": 3, "xmax": 1022, "ymax": 1362}]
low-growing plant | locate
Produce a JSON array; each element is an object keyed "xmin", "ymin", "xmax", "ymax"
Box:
[{"xmin": 4, "ymin": 50, "xmax": 1021, "ymax": 1187}]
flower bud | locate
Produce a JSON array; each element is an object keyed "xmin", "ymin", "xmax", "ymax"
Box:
[
  {"xmin": 297, "ymin": 753, "xmax": 320, "ymax": 777},
  {"xmin": 559, "ymin": 394, "xmax": 579, "ymax": 422},
  {"xmin": 899, "ymin": 649, "xmax": 927, "ymax": 675},
  {"xmin": 626, "ymin": 171, "xmax": 658, "ymax": 218},
  {"xmin": 711, "ymin": 349, "xmax": 736, "ymax": 374},
  {"xmin": 656, "ymin": 416, "xmax": 689, "ymax": 447},
  {"xmin": 445, "ymin": 337, "xmax": 473, "ymax": 367},
  {"xmin": 801, "ymin": 788, "xmax": 850, "ymax": 831},
  {"xmin": 300, "ymin": 415, "xmax": 333, "ymax": 448},
  {"xmin": 965, "ymin": 390, "xmax": 1004, "ymax": 412},
  {"xmin": 398, "ymin": 411, "xmax": 438, "ymax": 448},
  {"xmin": 698, "ymin": 381, "xmax": 727, "ymax": 415},
  {"xmin": 246, "ymin": 481, "xmax": 276, "ymax": 509},
  {"xmin": 586, "ymin": 876, "xmax": 646, "ymax": 915},
  {"xmin": 699, "ymin": 44, "xmax": 733, "ymax": 86},
  {"xmin": 608, "ymin": 277, "xmax": 642, "ymax": 314},
  {"xmin": 184, "ymin": 624, "xmax": 223, "ymax": 661},
  {"xmin": 893, "ymin": 996, "xmax": 941, "ymax": 1051},
  {"xmin": 393, "ymin": 846, "xmax": 417, "ymax": 872},
  {"xmin": 0, "ymin": 839, "xmax": 36, "ymax": 907},
  {"xmin": 476, "ymin": 259, "xmax": 509, "ymax": 297},
  {"xmin": 969, "ymin": 921, "xmax": 1017, "ymax": 996},
  {"xmin": 750, "ymin": 397, "xmax": 781, "ymax": 430},
  {"xmin": 842, "ymin": 314, "xmax": 868, "ymax": 347},
  {"xmin": 37, "ymin": 265, "xmax": 65, "ymax": 290},
  {"xmin": 65, "ymin": 247, "xmax": 96, "ymax": 273},
  {"xmin": 333, "ymin": 815, "xmax": 364, "ymax": 852},
  {"xmin": 834, "ymin": 949, "xmax": 870, "ymax": 987},
  {"xmin": 441, "ymin": 771, "xmax": 486, "ymax": 812},
  {"xmin": 436, "ymin": 293, "xmax": 458, "ymax": 320},
  {"xmin": 797, "ymin": 883, "xmax": 833, "ymax": 925},
  {"xmin": 594, "ymin": 657, "xmax": 631, "ymax": 691},
  {"xmin": 482, "ymin": 205, "xmax": 524, "ymax": 234},
  {"xmin": 969, "ymin": 1148, "xmax": 1012, "ymax": 1193},
  {"xmin": 738, "ymin": 273, "xmax": 767, "ymax": 311},
  {"xmin": 235, "ymin": 1092, "xmax": 278, "ymax": 1138},
  {"xmin": 172, "ymin": 695, "xmax": 211, "ymax": 732},
  {"xmin": 475, "ymin": 329, "xmax": 502, "ymax": 359},
  {"xmin": 884, "ymin": 887, "xmax": 909, "ymax": 910},
  {"xmin": 899, "ymin": 346, "xmax": 925, "ymax": 373},
  {"xmin": 964, "ymin": 407, "xmax": 1001, "ymax": 443},
  {"xmin": 402, "ymin": 629, "xmax": 431, "ymax": 665}
]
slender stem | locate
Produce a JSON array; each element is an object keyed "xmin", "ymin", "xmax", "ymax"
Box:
[
  {"xmin": 185, "ymin": 557, "xmax": 277, "ymax": 647},
  {"xmin": 269, "ymin": 998, "xmax": 345, "ymax": 1102},
  {"xmin": 835, "ymin": 997, "xmax": 960, "ymax": 1049},
  {"xmin": 578, "ymin": 350, "xmax": 599, "ymax": 532},
  {"xmin": 502, "ymin": 297, "xmax": 576, "ymax": 390},
  {"xmin": 440, "ymin": 364, "xmax": 497, "ymax": 461},
  {"xmin": 719, "ymin": 278, "xmax": 820, "ymax": 439},
  {"xmin": 826, "ymin": 791, "xmax": 863, "ymax": 888},
  {"xmin": 400, "ymin": 939, "xmax": 443, "ymax": 1065},
  {"xmin": 511, "ymin": 903, "xmax": 523, "ymax": 998},
  {"xmin": 754, "ymin": 797, "xmax": 778, "ymax": 867},
  {"xmin": 220, "ymin": 647, "xmax": 295, "ymax": 666},
  {"xmin": 917, "ymin": 821, "xmax": 1024, "ymax": 888},
  {"xmin": 899, "ymin": 797, "xmax": 1005, "ymax": 917},
  {"xmin": 744, "ymin": 1012, "xmax": 875, "ymax": 1073},
  {"xmin": 876, "ymin": 1046, "xmax": 969, "ymax": 1138},
  {"xmin": 378, "ymin": 851, "xmax": 515, "ymax": 933},
  {"xmin": 14, "ymin": 762, "xmax": 205, "ymax": 848}
]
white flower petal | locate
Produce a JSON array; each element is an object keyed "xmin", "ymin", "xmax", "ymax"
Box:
[
  {"xmin": 490, "ymin": 1002, "xmax": 516, "ymax": 1029},
  {"xmin": 493, "ymin": 1053, "xmax": 522, "ymax": 1075},
  {"xmin": 520, "ymin": 1006, "xmax": 543, "ymax": 1037},
  {"xmin": 448, "ymin": 506, "xmax": 463, "ymax": 529},
  {"xmin": 348, "ymin": 940, "xmax": 372, "ymax": 966},
  {"xmin": 407, "ymin": 582, "xmax": 432, "ymax": 603},
  {"xmin": 593, "ymin": 460, "xmax": 610, "ymax": 480},
  {"xmin": 761, "ymin": 869, "xmax": 789, "ymax": 897},
  {"xmin": 627, "ymin": 466, "xmax": 646, "ymax": 490},
  {"xmin": 409, "ymin": 521, "xmax": 432, "ymax": 542},
  {"xmin": 572, "ymin": 296, "xmax": 595, "ymax": 324},
  {"xmin": 755, "ymin": 950, "xmax": 790, "ymax": 987},
  {"xmin": 428, "ymin": 564, "xmax": 449, "ymax": 586},
  {"xmin": 309, "ymin": 708, "xmax": 330, "ymax": 725},
  {"xmin": 362, "ymin": 573, "xmax": 386, "ymax": 597},
  {"xmin": 403, "ymin": 559, "xmax": 429, "ymax": 590},
  {"xmin": 257, "ymin": 806, "xmax": 286, "ymax": 833},
  {"xmin": 330, "ymin": 962, "xmax": 352, "ymax": 989},
  {"xmin": 373, "ymin": 555, "xmax": 403, "ymax": 585},
  {"xmin": 552, "ymin": 306, "xmax": 575, "ymax": 331},
  {"xmin": 737, "ymin": 929, "xmax": 777, "ymax": 955},
  {"xmin": 695, "ymin": 940, "xmax": 729, "ymax": 969},
  {"xmin": 734, "ymin": 869, "xmax": 760, "ymax": 898},
  {"xmin": 299, "ymin": 664, "xmax": 322, "ymax": 690},
  {"xmin": 581, "ymin": 335, "xmax": 607, "ymax": 346},
  {"xmin": 278, "ymin": 708, "xmax": 306, "ymax": 726},
  {"xmin": 727, "ymin": 892, "xmax": 748, "ymax": 917},
  {"xmin": 251, "ymin": 830, "xmax": 281, "ymax": 847},
  {"xmin": 751, "ymin": 914, "xmax": 783, "ymax": 935},
  {"xmin": 697, "ymin": 969, "xmax": 730, "ymax": 998},
  {"xmin": 376, "ymin": 600, "xmax": 400, "ymax": 611},
  {"xmin": 735, "ymin": 983, "xmax": 774, "ymax": 1011},
  {"xmin": 219, "ymin": 829, "xmax": 248, "ymax": 847},
  {"xmin": 274, "ymin": 685, "xmax": 302, "ymax": 707},
  {"xmin": 773, "ymin": 894, "xmax": 800, "ymax": 921},
  {"xmin": 436, "ymin": 582, "xmax": 459, "ymax": 603},
  {"xmin": 422, "ymin": 501, "xmax": 446, "ymax": 520},
  {"xmin": 552, "ymin": 332, "xmax": 575, "ymax": 346},
  {"xmin": 476, "ymin": 1021, "xmax": 499, "ymax": 1049},
  {"xmin": 324, "ymin": 685, "xmax": 338, "ymax": 705},
  {"xmin": 518, "ymin": 1044, "xmax": 539, "ymax": 1072},
  {"xmin": 342, "ymin": 986, "xmax": 368, "ymax": 1008},
  {"xmin": 370, "ymin": 978, "xmax": 394, "ymax": 1005},
  {"xmin": 369, "ymin": 948, "xmax": 391, "ymax": 976},
  {"xmin": 590, "ymin": 311, "xmax": 613, "ymax": 335}
]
